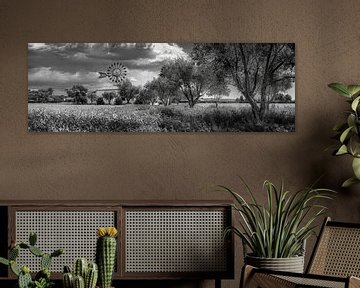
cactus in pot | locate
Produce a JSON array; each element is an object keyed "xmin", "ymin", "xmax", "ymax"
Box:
[
  {"xmin": 62, "ymin": 259, "xmax": 98, "ymax": 288},
  {"xmin": 0, "ymin": 232, "xmax": 64, "ymax": 288},
  {"xmin": 96, "ymin": 227, "xmax": 118, "ymax": 288}
]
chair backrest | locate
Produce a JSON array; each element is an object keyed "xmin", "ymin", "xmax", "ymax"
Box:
[{"xmin": 307, "ymin": 217, "xmax": 360, "ymax": 277}]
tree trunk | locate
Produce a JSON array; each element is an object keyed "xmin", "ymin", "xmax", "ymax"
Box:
[
  {"xmin": 236, "ymin": 83, "xmax": 261, "ymax": 123},
  {"xmin": 260, "ymin": 44, "xmax": 274, "ymax": 120},
  {"xmin": 248, "ymin": 97, "xmax": 261, "ymax": 123},
  {"xmin": 238, "ymin": 45, "xmax": 262, "ymax": 125}
]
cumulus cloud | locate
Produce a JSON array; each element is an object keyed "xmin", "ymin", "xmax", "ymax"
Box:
[
  {"xmin": 130, "ymin": 43, "xmax": 189, "ymax": 67},
  {"xmin": 126, "ymin": 69, "xmax": 159, "ymax": 85},
  {"xmin": 28, "ymin": 43, "xmax": 192, "ymax": 92},
  {"xmin": 28, "ymin": 43, "xmax": 48, "ymax": 50},
  {"xmin": 28, "ymin": 67, "xmax": 96, "ymax": 84}
]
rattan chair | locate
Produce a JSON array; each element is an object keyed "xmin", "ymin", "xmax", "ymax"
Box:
[{"xmin": 241, "ymin": 217, "xmax": 360, "ymax": 288}]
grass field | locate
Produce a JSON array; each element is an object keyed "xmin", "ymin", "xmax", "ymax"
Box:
[{"xmin": 28, "ymin": 103, "xmax": 295, "ymax": 132}]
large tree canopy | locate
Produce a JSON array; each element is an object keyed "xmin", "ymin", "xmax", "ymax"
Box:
[
  {"xmin": 148, "ymin": 76, "xmax": 178, "ymax": 106},
  {"xmin": 117, "ymin": 79, "xmax": 140, "ymax": 104},
  {"xmin": 191, "ymin": 43, "xmax": 295, "ymax": 122},
  {"xmin": 66, "ymin": 84, "xmax": 88, "ymax": 104},
  {"xmin": 160, "ymin": 58, "xmax": 213, "ymax": 108}
]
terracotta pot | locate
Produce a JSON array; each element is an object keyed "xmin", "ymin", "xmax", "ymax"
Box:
[{"xmin": 245, "ymin": 254, "xmax": 304, "ymax": 273}]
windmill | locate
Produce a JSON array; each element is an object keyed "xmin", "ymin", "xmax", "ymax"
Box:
[{"xmin": 98, "ymin": 62, "xmax": 127, "ymax": 84}]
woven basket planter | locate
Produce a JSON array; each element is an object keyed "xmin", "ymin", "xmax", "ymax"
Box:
[{"xmin": 245, "ymin": 254, "xmax": 305, "ymax": 273}]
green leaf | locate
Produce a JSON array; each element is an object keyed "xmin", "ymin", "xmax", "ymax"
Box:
[
  {"xmin": 342, "ymin": 177, "xmax": 360, "ymax": 188},
  {"xmin": 336, "ymin": 145, "xmax": 348, "ymax": 155},
  {"xmin": 347, "ymin": 114, "xmax": 356, "ymax": 128},
  {"xmin": 353, "ymin": 147, "xmax": 360, "ymax": 157},
  {"xmin": 352, "ymin": 157, "xmax": 360, "ymax": 179},
  {"xmin": 0, "ymin": 257, "xmax": 9, "ymax": 266},
  {"xmin": 29, "ymin": 246, "xmax": 44, "ymax": 257},
  {"xmin": 347, "ymin": 85, "xmax": 360, "ymax": 97},
  {"xmin": 328, "ymin": 83, "xmax": 350, "ymax": 97},
  {"xmin": 351, "ymin": 96, "xmax": 360, "ymax": 111},
  {"xmin": 340, "ymin": 126, "xmax": 353, "ymax": 143},
  {"xmin": 8, "ymin": 247, "xmax": 19, "ymax": 261},
  {"xmin": 10, "ymin": 261, "xmax": 20, "ymax": 276}
]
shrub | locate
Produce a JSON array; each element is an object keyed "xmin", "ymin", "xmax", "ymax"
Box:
[
  {"xmin": 97, "ymin": 97, "xmax": 105, "ymax": 105},
  {"xmin": 114, "ymin": 97, "xmax": 123, "ymax": 105},
  {"xmin": 158, "ymin": 107, "xmax": 183, "ymax": 118},
  {"xmin": 28, "ymin": 108, "xmax": 142, "ymax": 132}
]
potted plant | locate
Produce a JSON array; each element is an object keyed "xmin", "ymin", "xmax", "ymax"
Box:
[
  {"xmin": 62, "ymin": 258, "xmax": 98, "ymax": 288},
  {"xmin": 220, "ymin": 179, "xmax": 334, "ymax": 273},
  {"xmin": 328, "ymin": 83, "xmax": 360, "ymax": 187},
  {"xmin": 0, "ymin": 232, "xmax": 63, "ymax": 288}
]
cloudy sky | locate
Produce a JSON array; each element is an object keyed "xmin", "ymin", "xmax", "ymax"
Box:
[
  {"xmin": 28, "ymin": 43, "xmax": 193, "ymax": 95},
  {"xmin": 28, "ymin": 43, "xmax": 294, "ymax": 98}
]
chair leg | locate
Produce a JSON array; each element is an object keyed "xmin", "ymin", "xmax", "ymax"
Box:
[
  {"xmin": 215, "ymin": 278, "xmax": 221, "ymax": 288},
  {"xmin": 240, "ymin": 265, "xmax": 255, "ymax": 288},
  {"xmin": 240, "ymin": 265, "xmax": 296, "ymax": 288},
  {"xmin": 349, "ymin": 276, "xmax": 360, "ymax": 288}
]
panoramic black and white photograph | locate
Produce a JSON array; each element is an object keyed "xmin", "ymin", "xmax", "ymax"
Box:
[{"xmin": 28, "ymin": 43, "xmax": 295, "ymax": 132}]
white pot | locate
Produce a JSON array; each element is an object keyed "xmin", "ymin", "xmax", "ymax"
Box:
[{"xmin": 245, "ymin": 254, "xmax": 305, "ymax": 273}]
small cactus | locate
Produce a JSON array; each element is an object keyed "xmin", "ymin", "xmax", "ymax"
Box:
[
  {"xmin": 63, "ymin": 265, "xmax": 72, "ymax": 273},
  {"xmin": 29, "ymin": 245, "xmax": 44, "ymax": 257},
  {"xmin": 63, "ymin": 272, "xmax": 74, "ymax": 288},
  {"xmin": 74, "ymin": 275, "xmax": 85, "ymax": 288},
  {"xmin": 0, "ymin": 232, "xmax": 63, "ymax": 288},
  {"xmin": 9, "ymin": 247, "xmax": 19, "ymax": 260},
  {"xmin": 85, "ymin": 263, "xmax": 98, "ymax": 288},
  {"xmin": 74, "ymin": 258, "xmax": 88, "ymax": 279},
  {"xmin": 96, "ymin": 227, "xmax": 118, "ymax": 288},
  {"xmin": 18, "ymin": 269, "xmax": 32, "ymax": 288},
  {"xmin": 41, "ymin": 253, "xmax": 52, "ymax": 270},
  {"xmin": 63, "ymin": 259, "xmax": 98, "ymax": 288}
]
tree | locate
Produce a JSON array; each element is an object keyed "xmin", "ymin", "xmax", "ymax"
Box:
[
  {"xmin": 88, "ymin": 91, "xmax": 98, "ymax": 104},
  {"xmin": 258, "ymin": 43, "xmax": 295, "ymax": 118},
  {"xmin": 28, "ymin": 88, "xmax": 54, "ymax": 103},
  {"xmin": 136, "ymin": 84, "xmax": 158, "ymax": 105},
  {"xmin": 97, "ymin": 97, "xmax": 105, "ymax": 105},
  {"xmin": 117, "ymin": 79, "xmax": 140, "ymax": 104},
  {"xmin": 284, "ymin": 94, "xmax": 292, "ymax": 103},
  {"xmin": 266, "ymin": 77, "xmax": 293, "ymax": 110},
  {"xmin": 274, "ymin": 93, "xmax": 285, "ymax": 102},
  {"xmin": 208, "ymin": 73, "xmax": 230, "ymax": 108},
  {"xmin": 146, "ymin": 76, "xmax": 178, "ymax": 106},
  {"xmin": 102, "ymin": 92, "xmax": 116, "ymax": 104},
  {"xmin": 192, "ymin": 43, "xmax": 295, "ymax": 123},
  {"xmin": 66, "ymin": 84, "xmax": 88, "ymax": 104},
  {"xmin": 160, "ymin": 58, "xmax": 212, "ymax": 108}
]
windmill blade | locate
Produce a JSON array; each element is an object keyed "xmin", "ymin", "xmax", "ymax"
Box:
[{"xmin": 98, "ymin": 71, "xmax": 108, "ymax": 79}]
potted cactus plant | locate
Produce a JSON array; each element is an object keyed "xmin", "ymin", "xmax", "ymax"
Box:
[
  {"xmin": 328, "ymin": 83, "xmax": 360, "ymax": 187},
  {"xmin": 96, "ymin": 227, "xmax": 118, "ymax": 288},
  {"xmin": 0, "ymin": 232, "xmax": 63, "ymax": 288},
  {"xmin": 62, "ymin": 258, "xmax": 98, "ymax": 288},
  {"xmin": 220, "ymin": 179, "xmax": 334, "ymax": 273}
]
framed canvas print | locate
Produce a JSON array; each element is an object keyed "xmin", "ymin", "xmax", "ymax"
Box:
[{"xmin": 28, "ymin": 43, "xmax": 295, "ymax": 132}]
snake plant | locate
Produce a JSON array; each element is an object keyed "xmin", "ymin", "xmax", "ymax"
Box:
[
  {"xmin": 328, "ymin": 83, "xmax": 360, "ymax": 187},
  {"xmin": 220, "ymin": 179, "xmax": 335, "ymax": 258}
]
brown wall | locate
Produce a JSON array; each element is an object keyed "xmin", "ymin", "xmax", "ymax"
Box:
[{"xmin": 1, "ymin": 0, "xmax": 360, "ymax": 287}]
